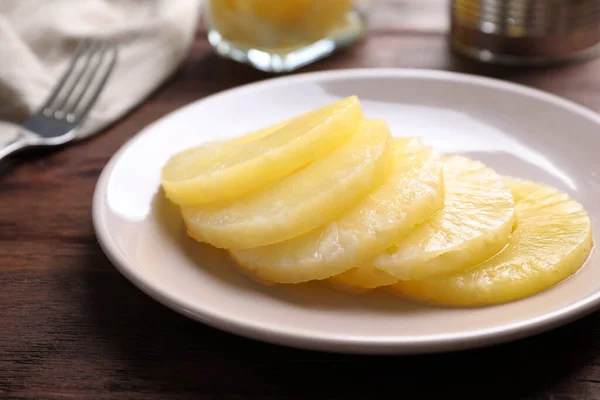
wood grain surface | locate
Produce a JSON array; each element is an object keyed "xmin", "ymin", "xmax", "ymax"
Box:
[{"xmin": 3, "ymin": 1, "xmax": 600, "ymax": 399}]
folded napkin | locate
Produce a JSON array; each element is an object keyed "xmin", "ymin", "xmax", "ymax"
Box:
[{"xmin": 0, "ymin": 0, "xmax": 202, "ymax": 148}]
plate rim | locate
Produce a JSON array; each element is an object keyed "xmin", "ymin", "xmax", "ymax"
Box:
[{"xmin": 92, "ymin": 67, "xmax": 600, "ymax": 355}]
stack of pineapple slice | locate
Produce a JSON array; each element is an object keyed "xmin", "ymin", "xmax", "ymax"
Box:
[{"xmin": 161, "ymin": 96, "xmax": 594, "ymax": 307}]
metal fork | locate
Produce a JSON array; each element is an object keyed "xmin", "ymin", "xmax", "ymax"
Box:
[{"xmin": 0, "ymin": 39, "xmax": 118, "ymax": 161}]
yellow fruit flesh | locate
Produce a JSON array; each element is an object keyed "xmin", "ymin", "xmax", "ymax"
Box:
[
  {"xmin": 392, "ymin": 178, "xmax": 593, "ymax": 307},
  {"xmin": 181, "ymin": 118, "xmax": 392, "ymax": 250},
  {"xmin": 333, "ymin": 156, "xmax": 515, "ymax": 289},
  {"xmin": 376, "ymin": 156, "xmax": 515, "ymax": 279},
  {"xmin": 299, "ymin": 1, "xmax": 354, "ymax": 40},
  {"xmin": 330, "ymin": 264, "xmax": 399, "ymax": 289},
  {"xmin": 209, "ymin": 0, "xmax": 353, "ymax": 48},
  {"xmin": 237, "ymin": 0, "xmax": 318, "ymax": 24},
  {"xmin": 161, "ymin": 120, "xmax": 288, "ymax": 191},
  {"xmin": 161, "ymin": 96, "xmax": 363, "ymax": 206},
  {"xmin": 159, "ymin": 91, "xmax": 594, "ymax": 308},
  {"xmin": 231, "ymin": 137, "xmax": 444, "ymax": 284}
]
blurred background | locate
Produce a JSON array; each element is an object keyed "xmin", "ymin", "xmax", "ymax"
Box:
[{"xmin": 2, "ymin": 0, "xmax": 599, "ymax": 141}]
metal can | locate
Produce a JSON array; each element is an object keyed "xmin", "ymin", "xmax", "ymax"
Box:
[{"xmin": 450, "ymin": 0, "xmax": 600, "ymax": 65}]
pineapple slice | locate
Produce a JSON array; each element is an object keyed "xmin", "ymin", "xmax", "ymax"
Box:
[
  {"xmin": 161, "ymin": 96, "xmax": 363, "ymax": 206},
  {"xmin": 242, "ymin": 0, "xmax": 352, "ymax": 26},
  {"xmin": 231, "ymin": 137, "xmax": 445, "ymax": 284},
  {"xmin": 377, "ymin": 156, "xmax": 515, "ymax": 279},
  {"xmin": 392, "ymin": 178, "xmax": 594, "ymax": 306},
  {"xmin": 330, "ymin": 263, "xmax": 399, "ymax": 290},
  {"xmin": 209, "ymin": 0, "xmax": 352, "ymax": 47},
  {"xmin": 161, "ymin": 120, "xmax": 288, "ymax": 198},
  {"xmin": 181, "ymin": 118, "xmax": 392, "ymax": 250},
  {"xmin": 298, "ymin": 0, "xmax": 354, "ymax": 40},
  {"xmin": 241, "ymin": 0, "xmax": 317, "ymax": 23},
  {"xmin": 333, "ymin": 156, "xmax": 515, "ymax": 289}
]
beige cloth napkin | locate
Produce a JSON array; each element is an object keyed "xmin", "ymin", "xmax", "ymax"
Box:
[{"xmin": 0, "ymin": 0, "xmax": 202, "ymax": 147}]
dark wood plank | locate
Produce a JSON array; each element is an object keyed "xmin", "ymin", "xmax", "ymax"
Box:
[{"xmin": 3, "ymin": 1, "xmax": 600, "ymax": 398}]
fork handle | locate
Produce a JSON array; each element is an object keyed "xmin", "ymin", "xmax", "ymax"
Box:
[{"xmin": 0, "ymin": 132, "xmax": 32, "ymax": 161}]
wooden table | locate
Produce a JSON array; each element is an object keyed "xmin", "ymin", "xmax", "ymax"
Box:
[{"xmin": 3, "ymin": 1, "xmax": 600, "ymax": 399}]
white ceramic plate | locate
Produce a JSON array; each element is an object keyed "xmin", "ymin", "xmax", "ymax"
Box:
[{"xmin": 93, "ymin": 69, "xmax": 600, "ymax": 354}]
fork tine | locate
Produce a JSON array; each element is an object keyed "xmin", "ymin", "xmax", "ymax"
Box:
[
  {"xmin": 39, "ymin": 39, "xmax": 93, "ymax": 115},
  {"xmin": 62, "ymin": 42, "xmax": 109, "ymax": 118},
  {"xmin": 50, "ymin": 40, "xmax": 103, "ymax": 118},
  {"xmin": 67, "ymin": 43, "xmax": 118, "ymax": 124}
]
